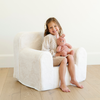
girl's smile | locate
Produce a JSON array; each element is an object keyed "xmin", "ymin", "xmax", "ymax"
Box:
[{"xmin": 48, "ymin": 21, "xmax": 60, "ymax": 35}]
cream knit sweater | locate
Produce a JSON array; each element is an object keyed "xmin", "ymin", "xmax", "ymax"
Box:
[{"xmin": 42, "ymin": 34, "xmax": 57, "ymax": 57}]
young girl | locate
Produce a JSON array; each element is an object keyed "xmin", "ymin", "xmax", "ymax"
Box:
[{"xmin": 42, "ymin": 17, "xmax": 83, "ymax": 92}]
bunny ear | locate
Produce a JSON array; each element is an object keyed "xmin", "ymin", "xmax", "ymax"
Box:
[{"xmin": 61, "ymin": 34, "xmax": 65, "ymax": 38}]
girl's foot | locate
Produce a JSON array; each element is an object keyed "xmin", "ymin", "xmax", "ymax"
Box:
[
  {"xmin": 70, "ymin": 80, "xmax": 83, "ymax": 89},
  {"xmin": 60, "ymin": 84, "xmax": 70, "ymax": 92}
]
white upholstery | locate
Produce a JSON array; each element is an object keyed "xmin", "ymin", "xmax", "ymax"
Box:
[{"xmin": 13, "ymin": 32, "xmax": 87, "ymax": 91}]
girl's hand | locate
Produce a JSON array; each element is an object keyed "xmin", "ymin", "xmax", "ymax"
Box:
[
  {"xmin": 55, "ymin": 52, "xmax": 60, "ymax": 56},
  {"xmin": 55, "ymin": 32, "xmax": 59, "ymax": 39},
  {"xmin": 56, "ymin": 46, "xmax": 61, "ymax": 52},
  {"xmin": 65, "ymin": 43, "xmax": 72, "ymax": 49},
  {"xmin": 61, "ymin": 51, "xmax": 67, "ymax": 56}
]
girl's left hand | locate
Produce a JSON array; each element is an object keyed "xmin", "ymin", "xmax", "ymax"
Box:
[{"xmin": 55, "ymin": 32, "xmax": 59, "ymax": 39}]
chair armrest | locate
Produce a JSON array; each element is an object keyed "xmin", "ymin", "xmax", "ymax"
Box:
[
  {"xmin": 19, "ymin": 48, "xmax": 53, "ymax": 90},
  {"xmin": 73, "ymin": 47, "xmax": 87, "ymax": 66},
  {"xmin": 19, "ymin": 48, "xmax": 53, "ymax": 70},
  {"xmin": 73, "ymin": 47, "xmax": 87, "ymax": 81}
]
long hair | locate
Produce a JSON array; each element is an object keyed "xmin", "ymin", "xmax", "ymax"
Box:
[{"xmin": 44, "ymin": 17, "xmax": 63, "ymax": 36}]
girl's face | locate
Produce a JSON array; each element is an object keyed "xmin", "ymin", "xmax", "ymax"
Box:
[{"xmin": 48, "ymin": 21, "xmax": 60, "ymax": 35}]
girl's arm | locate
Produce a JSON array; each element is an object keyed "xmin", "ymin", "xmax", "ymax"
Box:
[
  {"xmin": 65, "ymin": 43, "xmax": 72, "ymax": 49},
  {"xmin": 42, "ymin": 35, "xmax": 56, "ymax": 57},
  {"xmin": 55, "ymin": 52, "xmax": 61, "ymax": 56},
  {"xmin": 56, "ymin": 46, "xmax": 61, "ymax": 52}
]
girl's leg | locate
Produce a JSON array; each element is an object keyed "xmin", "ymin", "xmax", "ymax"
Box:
[
  {"xmin": 67, "ymin": 55, "xmax": 83, "ymax": 88},
  {"xmin": 59, "ymin": 58, "xmax": 70, "ymax": 92}
]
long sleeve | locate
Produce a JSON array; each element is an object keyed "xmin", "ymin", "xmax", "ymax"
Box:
[{"xmin": 42, "ymin": 34, "xmax": 57, "ymax": 57}]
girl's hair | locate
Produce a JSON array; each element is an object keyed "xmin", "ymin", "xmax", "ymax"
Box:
[{"xmin": 44, "ymin": 17, "xmax": 63, "ymax": 36}]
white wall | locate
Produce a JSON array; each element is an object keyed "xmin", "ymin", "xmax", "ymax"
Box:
[{"xmin": 0, "ymin": 0, "xmax": 100, "ymax": 67}]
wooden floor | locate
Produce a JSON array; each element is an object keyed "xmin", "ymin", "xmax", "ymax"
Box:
[{"xmin": 0, "ymin": 65, "xmax": 100, "ymax": 100}]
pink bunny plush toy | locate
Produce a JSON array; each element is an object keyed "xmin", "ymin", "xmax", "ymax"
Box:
[{"xmin": 56, "ymin": 34, "xmax": 74, "ymax": 57}]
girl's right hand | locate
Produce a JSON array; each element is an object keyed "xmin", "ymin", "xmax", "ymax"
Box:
[{"xmin": 55, "ymin": 52, "xmax": 60, "ymax": 56}]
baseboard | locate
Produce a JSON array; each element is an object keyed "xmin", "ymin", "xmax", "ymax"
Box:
[
  {"xmin": 0, "ymin": 54, "xmax": 14, "ymax": 68},
  {"xmin": 87, "ymin": 52, "xmax": 100, "ymax": 65},
  {"xmin": 0, "ymin": 52, "xmax": 100, "ymax": 68}
]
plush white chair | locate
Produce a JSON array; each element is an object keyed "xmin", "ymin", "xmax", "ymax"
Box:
[{"xmin": 13, "ymin": 32, "xmax": 87, "ymax": 91}]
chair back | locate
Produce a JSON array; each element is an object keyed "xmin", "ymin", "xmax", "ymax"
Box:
[
  {"xmin": 13, "ymin": 32, "xmax": 44, "ymax": 78},
  {"xmin": 18, "ymin": 32, "xmax": 44, "ymax": 50}
]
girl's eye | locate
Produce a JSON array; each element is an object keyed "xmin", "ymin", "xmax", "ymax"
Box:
[
  {"xmin": 62, "ymin": 40, "xmax": 64, "ymax": 42},
  {"xmin": 54, "ymin": 25, "xmax": 56, "ymax": 27}
]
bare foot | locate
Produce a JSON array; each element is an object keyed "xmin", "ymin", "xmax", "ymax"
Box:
[
  {"xmin": 70, "ymin": 80, "xmax": 83, "ymax": 89},
  {"xmin": 60, "ymin": 84, "xmax": 70, "ymax": 92}
]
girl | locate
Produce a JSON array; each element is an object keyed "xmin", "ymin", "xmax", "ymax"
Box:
[{"xmin": 42, "ymin": 17, "xmax": 83, "ymax": 92}]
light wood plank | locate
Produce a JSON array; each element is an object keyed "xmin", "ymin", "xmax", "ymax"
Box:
[
  {"xmin": 0, "ymin": 66, "xmax": 100, "ymax": 100},
  {"xmin": 40, "ymin": 88, "xmax": 64, "ymax": 100},
  {"xmin": 0, "ymin": 68, "xmax": 21, "ymax": 100},
  {"xmin": 20, "ymin": 85, "xmax": 41, "ymax": 100},
  {"xmin": 87, "ymin": 65, "xmax": 100, "ymax": 79},
  {"xmin": 56, "ymin": 88, "xmax": 71, "ymax": 100},
  {"xmin": 85, "ymin": 98, "xmax": 100, "ymax": 100},
  {"xmin": 76, "ymin": 81, "xmax": 100, "ymax": 99},
  {"xmin": 95, "ymin": 65, "xmax": 100, "ymax": 70},
  {"xmin": 85, "ymin": 65, "xmax": 100, "ymax": 94},
  {"xmin": 58, "ymin": 85, "xmax": 85, "ymax": 100},
  {"xmin": 12, "ymin": 92, "xmax": 21, "ymax": 100},
  {"xmin": 7, "ymin": 68, "xmax": 13, "ymax": 77},
  {"xmin": 0, "ymin": 68, "xmax": 9, "ymax": 96}
]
